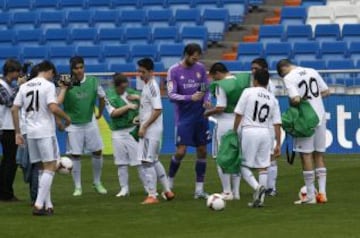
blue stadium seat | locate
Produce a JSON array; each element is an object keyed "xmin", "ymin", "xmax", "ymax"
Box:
[
  {"xmin": 315, "ymin": 24, "xmax": 341, "ymax": 44},
  {"xmin": 0, "ymin": 46, "xmax": 21, "ymax": 60},
  {"xmin": 258, "ymin": 25, "xmax": 285, "ymax": 45},
  {"xmin": 39, "ymin": 11, "xmax": 66, "ymax": 29},
  {"xmin": 120, "ymin": 9, "xmax": 146, "ymax": 27},
  {"xmin": 237, "ymin": 42, "xmax": 264, "ymax": 62},
  {"xmin": 59, "ymin": 0, "xmax": 85, "ymax": 9},
  {"xmin": 167, "ymin": 0, "xmax": 194, "ymax": 11},
  {"xmin": 181, "ymin": 26, "xmax": 208, "ymax": 49},
  {"xmin": 194, "ymin": 0, "xmax": 221, "ymax": 14},
  {"xmin": 16, "ymin": 29, "xmax": 43, "ymax": 45},
  {"xmin": 124, "ymin": 27, "xmax": 152, "ymax": 45},
  {"xmin": 321, "ymin": 42, "xmax": 347, "ymax": 61},
  {"xmin": 293, "ymin": 42, "xmax": 320, "ymax": 61},
  {"xmin": 49, "ymin": 46, "xmax": 76, "ymax": 65},
  {"xmin": 349, "ymin": 41, "xmax": 360, "ymax": 63},
  {"xmin": 159, "ymin": 43, "xmax": 184, "ymax": 69},
  {"xmin": 76, "ymin": 46, "xmax": 102, "ymax": 63},
  {"xmin": 109, "ymin": 63, "xmax": 136, "ymax": 73},
  {"xmin": 87, "ymin": 0, "xmax": 111, "ymax": 9},
  {"xmin": 342, "ymin": 24, "xmax": 360, "ymax": 43},
  {"xmin": 175, "ymin": 9, "xmax": 201, "ymax": 30},
  {"xmin": 66, "ymin": 10, "xmax": 92, "ymax": 28},
  {"xmin": 327, "ymin": 59, "xmax": 354, "ymax": 80},
  {"xmin": 131, "ymin": 45, "xmax": 158, "ymax": 61},
  {"xmin": 153, "ymin": 27, "xmax": 179, "ymax": 44},
  {"xmin": 103, "ymin": 45, "xmax": 131, "ymax": 63},
  {"xmin": 98, "ymin": 28, "xmax": 124, "ymax": 45},
  {"xmin": 221, "ymin": 61, "xmax": 244, "ymax": 71},
  {"xmin": 147, "ymin": 9, "xmax": 173, "ymax": 28},
  {"xmin": 92, "ymin": 10, "xmax": 120, "ymax": 28},
  {"xmin": 222, "ymin": 0, "xmax": 247, "ymax": 24},
  {"xmin": 33, "ymin": 0, "xmax": 59, "ymax": 10},
  {"xmin": 12, "ymin": 12, "xmax": 39, "ymax": 29},
  {"xmin": 139, "ymin": 0, "xmax": 166, "ymax": 9},
  {"xmin": 112, "ymin": 0, "xmax": 138, "ymax": 9},
  {"xmin": 203, "ymin": 9, "xmax": 229, "ymax": 42},
  {"xmin": 86, "ymin": 63, "xmax": 108, "ymax": 73},
  {"xmin": 0, "ymin": 0, "xmax": 5, "ymax": 11},
  {"xmin": 0, "ymin": 13, "xmax": 11, "ymax": 29},
  {"xmin": 70, "ymin": 28, "xmax": 97, "ymax": 45},
  {"xmin": 6, "ymin": 0, "xmax": 32, "ymax": 11},
  {"xmin": 299, "ymin": 60, "xmax": 326, "ymax": 70},
  {"xmin": 45, "ymin": 28, "xmax": 70, "ymax": 45},
  {"xmin": 286, "ymin": 25, "xmax": 313, "ymax": 44},
  {"xmin": 0, "ymin": 30, "xmax": 16, "ymax": 45},
  {"xmin": 280, "ymin": 7, "xmax": 307, "ymax": 27},
  {"xmin": 23, "ymin": 46, "xmax": 49, "ymax": 62},
  {"xmin": 301, "ymin": 0, "xmax": 325, "ymax": 7},
  {"xmin": 265, "ymin": 43, "xmax": 292, "ymax": 64}
]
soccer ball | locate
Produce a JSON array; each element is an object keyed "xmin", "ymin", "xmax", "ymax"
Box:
[
  {"xmin": 298, "ymin": 185, "xmax": 318, "ymax": 200},
  {"xmin": 206, "ymin": 193, "xmax": 226, "ymax": 211},
  {"xmin": 57, "ymin": 156, "xmax": 73, "ymax": 175}
]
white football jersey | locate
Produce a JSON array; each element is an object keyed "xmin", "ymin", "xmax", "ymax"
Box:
[
  {"xmin": 139, "ymin": 79, "xmax": 163, "ymax": 135},
  {"xmin": 14, "ymin": 77, "xmax": 57, "ymax": 139},
  {"xmin": 234, "ymin": 87, "xmax": 281, "ymax": 128},
  {"xmin": 283, "ymin": 67, "xmax": 328, "ymax": 121}
]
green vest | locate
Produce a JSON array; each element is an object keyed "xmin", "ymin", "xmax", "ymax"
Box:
[
  {"xmin": 106, "ymin": 87, "xmax": 140, "ymax": 131},
  {"xmin": 63, "ymin": 76, "xmax": 99, "ymax": 124},
  {"xmin": 210, "ymin": 73, "xmax": 250, "ymax": 113}
]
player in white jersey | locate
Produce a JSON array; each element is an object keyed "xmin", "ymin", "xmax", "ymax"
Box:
[
  {"xmin": 251, "ymin": 58, "xmax": 278, "ymax": 196},
  {"xmin": 233, "ymin": 69, "xmax": 282, "ymax": 208},
  {"xmin": 136, "ymin": 58, "xmax": 175, "ymax": 205},
  {"xmin": 11, "ymin": 61, "xmax": 71, "ymax": 216},
  {"xmin": 277, "ymin": 59, "xmax": 330, "ymax": 204},
  {"xmin": 205, "ymin": 63, "xmax": 242, "ymax": 200}
]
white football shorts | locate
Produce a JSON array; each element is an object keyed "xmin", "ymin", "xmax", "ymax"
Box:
[
  {"xmin": 294, "ymin": 119, "xmax": 326, "ymax": 153},
  {"xmin": 27, "ymin": 136, "xmax": 60, "ymax": 164},
  {"xmin": 138, "ymin": 136, "xmax": 161, "ymax": 163},
  {"xmin": 112, "ymin": 129, "xmax": 140, "ymax": 166}
]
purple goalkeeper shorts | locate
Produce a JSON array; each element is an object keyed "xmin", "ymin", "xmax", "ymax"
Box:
[{"xmin": 175, "ymin": 119, "xmax": 211, "ymax": 147}]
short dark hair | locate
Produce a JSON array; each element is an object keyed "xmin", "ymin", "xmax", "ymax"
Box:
[
  {"xmin": 251, "ymin": 58, "xmax": 268, "ymax": 70},
  {"xmin": 113, "ymin": 73, "xmax": 128, "ymax": 87},
  {"xmin": 183, "ymin": 43, "xmax": 202, "ymax": 56},
  {"xmin": 29, "ymin": 64, "xmax": 40, "ymax": 80},
  {"xmin": 276, "ymin": 59, "xmax": 292, "ymax": 77},
  {"xmin": 137, "ymin": 58, "xmax": 154, "ymax": 71},
  {"xmin": 253, "ymin": 69, "xmax": 269, "ymax": 87},
  {"xmin": 3, "ymin": 59, "xmax": 22, "ymax": 76},
  {"xmin": 70, "ymin": 56, "xmax": 85, "ymax": 70},
  {"xmin": 209, "ymin": 62, "xmax": 229, "ymax": 75},
  {"xmin": 37, "ymin": 60, "xmax": 57, "ymax": 76}
]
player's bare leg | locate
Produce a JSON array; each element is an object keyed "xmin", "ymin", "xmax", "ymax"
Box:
[
  {"xmin": 266, "ymin": 155, "xmax": 278, "ymax": 196},
  {"xmin": 295, "ymin": 153, "xmax": 316, "ymax": 205},
  {"xmin": 33, "ymin": 161, "xmax": 56, "ymax": 216},
  {"xmin": 70, "ymin": 154, "xmax": 82, "ymax": 196},
  {"xmin": 168, "ymin": 145, "xmax": 187, "ymax": 189},
  {"xmin": 314, "ymin": 151, "xmax": 327, "ymax": 203},
  {"xmin": 194, "ymin": 145, "xmax": 208, "ymax": 199},
  {"xmin": 92, "ymin": 150, "xmax": 107, "ymax": 194}
]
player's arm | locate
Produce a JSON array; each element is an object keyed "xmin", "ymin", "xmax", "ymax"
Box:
[
  {"xmin": 11, "ymin": 92, "xmax": 24, "ymax": 145},
  {"xmin": 105, "ymin": 97, "xmax": 137, "ymax": 118},
  {"xmin": 139, "ymin": 109, "xmax": 161, "ymax": 138},
  {"xmin": 48, "ymin": 103, "xmax": 71, "ymax": 127},
  {"xmin": 233, "ymin": 113, "xmax": 243, "ymax": 132},
  {"xmin": 233, "ymin": 90, "xmax": 247, "ymax": 131},
  {"xmin": 96, "ymin": 84, "xmax": 106, "ymax": 119},
  {"xmin": 284, "ymin": 77, "xmax": 301, "ymax": 106},
  {"xmin": 204, "ymin": 86, "xmax": 226, "ymax": 117},
  {"xmin": 272, "ymin": 99, "xmax": 282, "ymax": 157},
  {"xmin": 202, "ymin": 67, "xmax": 211, "ymax": 108}
]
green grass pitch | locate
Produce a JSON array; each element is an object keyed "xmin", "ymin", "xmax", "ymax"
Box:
[{"xmin": 0, "ymin": 154, "xmax": 359, "ymax": 238}]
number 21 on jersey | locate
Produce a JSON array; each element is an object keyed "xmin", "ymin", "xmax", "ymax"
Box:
[{"xmin": 26, "ymin": 90, "xmax": 39, "ymax": 112}]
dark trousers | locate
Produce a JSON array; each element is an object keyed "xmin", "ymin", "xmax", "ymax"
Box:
[
  {"xmin": 0, "ymin": 130, "xmax": 18, "ymax": 200},
  {"xmin": 29, "ymin": 164, "xmax": 39, "ymax": 204}
]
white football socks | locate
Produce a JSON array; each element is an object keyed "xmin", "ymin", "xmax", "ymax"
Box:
[
  {"xmin": 136, "ymin": 165, "xmax": 149, "ymax": 193},
  {"xmin": 142, "ymin": 163, "xmax": 157, "ymax": 197},
  {"xmin": 35, "ymin": 170, "xmax": 55, "ymax": 209},
  {"xmin": 154, "ymin": 161, "xmax": 171, "ymax": 192},
  {"xmin": 303, "ymin": 170, "xmax": 315, "ymax": 199},
  {"xmin": 217, "ymin": 166, "xmax": 231, "ymax": 194},
  {"xmin": 71, "ymin": 158, "xmax": 82, "ymax": 189},
  {"xmin": 232, "ymin": 174, "xmax": 241, "ymax": 198},
  {"xmin": 267, "ymin": 160, "xmax": 278, "ymax": 191},
  {"xmin": 195, "ymin": 182, "xmax": 204, "ymax": 194},
  {"xmin": 241, "ymin": 167, "xmax": 259, "ymax": 191},
  {"xmin": 259, "ymin": 170, "xmax": 268, "ymax": 188},
  {"xmin": 316, "ymin": 167, "xmax": 327, "ymax": 194},
  {"xmin": 92, "ymin": 155, "xmax": 103, "ymax": 185},
  {"xmin": 117, "ymin": 165, "xmax": 129, "ymax": 191}
]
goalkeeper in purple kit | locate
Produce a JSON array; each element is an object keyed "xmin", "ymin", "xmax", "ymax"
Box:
[{"xmin": 167, "ymin": 43, "xmax": 211, "ymax": 199}]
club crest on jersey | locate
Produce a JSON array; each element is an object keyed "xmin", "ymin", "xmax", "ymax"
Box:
[
  {"xmin": 196, "ymin": 72, "xmax": 201, "ymax": 79},
  {"xmin": 180, "ymin": 75, "xmax": 185, "ymax": 80}
]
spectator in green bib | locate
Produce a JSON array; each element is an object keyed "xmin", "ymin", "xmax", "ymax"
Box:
[{"xmin": 57, "ymin": 56, "xmax": 107, "ymax": 196}]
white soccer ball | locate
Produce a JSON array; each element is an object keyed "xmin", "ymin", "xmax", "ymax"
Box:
[
  {"xmin": 57, "ymin": 156, "xmax": 73, "ymax": 175},
  {"xmin": 298, "ymin": 185, "xmax": 318, "ymax": 200},
  {"xmin": 206, "ymin": 193, "xmax": 226, "ymax": 211}
]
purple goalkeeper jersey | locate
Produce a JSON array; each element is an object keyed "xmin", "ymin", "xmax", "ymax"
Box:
[{"xmin": 167, "ymin": 62, "xmax": 210, "ymax": 123}]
